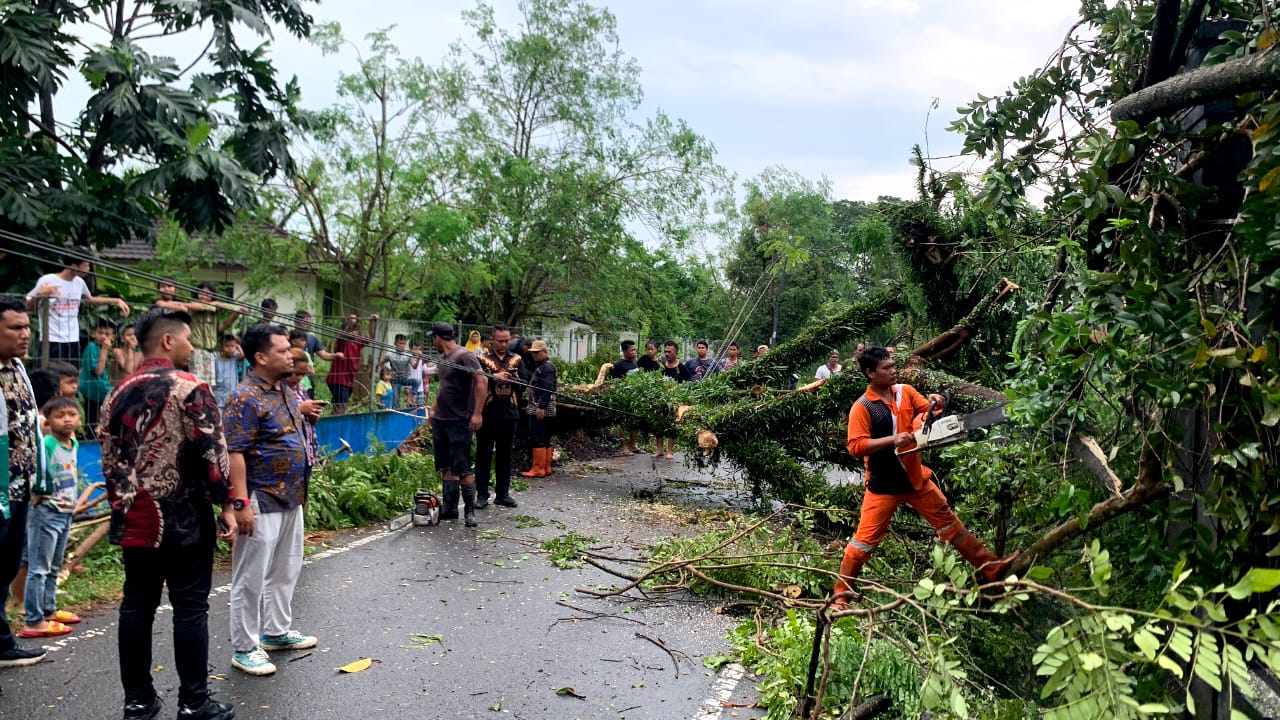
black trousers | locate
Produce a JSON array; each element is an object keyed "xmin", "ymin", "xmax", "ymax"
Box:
[
  {"xmin": 528, "ymin": 415, "xmax": 551, "ymax": 448},
  {"xmin": 0, "ymin": 500, "xmax": 29, "ymax": 652},
  {"xmin": 475, "ymin": 416, "xmax": 516, "ymax": 498},
  {"xmin": 48, "ymin": 340, "xmax": 81, "ymax": 367},
  {"xmin": 119, "ymin": 539, "xmax": 214, "ymax": 708}
]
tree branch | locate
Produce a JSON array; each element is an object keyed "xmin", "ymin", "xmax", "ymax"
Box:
[
  {"xmin": 1112, "ymin": 48, "xmax": 1280, "ymax": 124},
  {"xmin": 1009, "ymin": 448, "xmax": 1168, "ymax": 576}
]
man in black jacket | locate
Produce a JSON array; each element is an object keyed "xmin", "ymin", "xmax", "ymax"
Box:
[{"xmin": 520, "ymin": 341, "xmax": 557, "ymax": 478}]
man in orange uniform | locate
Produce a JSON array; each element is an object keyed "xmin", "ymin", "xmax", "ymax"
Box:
[{"xmin": 835, "ymin": 347, "xmax": 1016, "ymax": 604}]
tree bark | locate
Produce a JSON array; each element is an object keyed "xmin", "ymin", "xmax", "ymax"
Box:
[{"xmin": 1112, "ymin": 48, "xmax": 1280, "ymax": 124}]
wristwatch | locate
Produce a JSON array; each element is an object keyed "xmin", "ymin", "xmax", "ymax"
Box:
[{"xmin": 231, "ymin": 497, "xmax": 247, "ymax": 511}]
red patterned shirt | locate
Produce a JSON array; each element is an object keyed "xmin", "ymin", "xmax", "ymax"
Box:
[{"xmin": 99, "ymin": 358, "xmax": 232, "ymax": 548}]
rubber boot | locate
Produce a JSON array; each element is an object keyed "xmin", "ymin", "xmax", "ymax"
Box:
[
  {"xmin": 520, "ymin": 448, "xmax": 547, "ymax": 478},
  {"xmin": 832, "ymin": 544, "xmax": 871, "ymax": 608},
  {"xmin": 440, "ymin": 480, "xmax": 460, "ymax": 520},
  {"xmin": 543, "ymin": 447, "xmax": 554, "ymax": 477},
  {"xmin": 951, "ymin": 530, "xmax": 1018, "ymax": 582},
  {"xmin": 461, "ymin": 485, "xmax": 477, "ymax": 528}
]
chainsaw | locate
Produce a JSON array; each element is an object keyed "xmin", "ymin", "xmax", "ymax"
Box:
[{"xmin": 897, "ymin": 402, "xmax": 1010, "ymax": 455}]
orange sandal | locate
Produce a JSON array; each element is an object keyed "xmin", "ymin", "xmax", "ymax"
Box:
[
  {"xmin": 18, "ymin": 620, "xmax": 72, "ymax": 638},
  {"xmin": 49, "ymin": 610, "xmax": 82, "ymax": 624}
]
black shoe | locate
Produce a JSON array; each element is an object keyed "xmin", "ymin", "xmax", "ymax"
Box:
[
  {"xmin": 122, "ymin": 696, "xmax": 162, "ymax": 720},
  {"xmin": 439, "ymin": 509, "xmax": 459, "ymax": 521},
  {"xmin": 494, "ymin": 496, "xmax": 518, "ymax": 508},
  {"xmin": 474, "ymin": 494, "xmax": 489, "ymax": 509},
  {"xmin": 0, "ymin": 644, "xmax": 46, "ymax": 667},
  {"xmin": 464, "ymin": 507, "xmax": 477, "ymax": 527},
  {"xmin": 177, "ymin": 697, "xmax": 235, "ymax": 720}
]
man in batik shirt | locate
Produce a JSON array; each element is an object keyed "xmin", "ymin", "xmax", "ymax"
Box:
[{"xmin": 99, "ymin": 308, "xmax": 237, "ymax": 720}]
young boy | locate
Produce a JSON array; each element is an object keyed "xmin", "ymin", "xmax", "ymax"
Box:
[
  {"xmin": 288, "ymin": 329, "xmax": 315, "ymax": 399},
  {"xmin": 31, "ymin": 360, "xmax": 79, "ymax": 410},
  {"xmin": 20, "ymin": 397, "xmax": 84, "ymax": 638},
  {"xmin": 375, "ymin": 367, "xmax": 396, "ymax": 410},
  {"xmin": 286, "ymin": 348, "xmax": 321, "ymax": 468},
  {"xmin": 214, "ymin": 334, "xmax": 243, "ymax": 409},
  {"xmin": 79, "ymin": 320, "xmax": 114, "ymax": 428},
  {"xmin": 381, "ymin": 334, "xmax": 419, "ymax": 409}
]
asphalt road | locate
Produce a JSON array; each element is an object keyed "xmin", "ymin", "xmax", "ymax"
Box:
[{"xmin": 0, "ymin": 453, "xmax": 767, "ymax": 720}]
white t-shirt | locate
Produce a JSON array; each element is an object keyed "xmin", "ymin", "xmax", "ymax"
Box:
[
  {"xmin": 815, "ymin": 363, "xmax": 842, "ymax": 380},
  {"xmin": 26, "ymin": 274, "xmax": 89, "ymax": 342}
]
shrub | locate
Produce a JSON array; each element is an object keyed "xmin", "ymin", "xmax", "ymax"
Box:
[{"xmin": 306, "ymin": 448, "xmax": 438, "ymax": 529}]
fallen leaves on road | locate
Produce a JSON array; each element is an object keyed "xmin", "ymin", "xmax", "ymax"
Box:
[
  {"xmin": 337, "ymin": 657, "xmax": 373, "ymax": 673},
  {"xmin": 556, "ymin": 686, "xmax": 586, "ymax": 699}
]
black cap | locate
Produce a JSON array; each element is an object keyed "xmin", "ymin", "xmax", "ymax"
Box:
[{"xmin": 428, "ymin": 322, "xmax": 456, "ymax": 340}]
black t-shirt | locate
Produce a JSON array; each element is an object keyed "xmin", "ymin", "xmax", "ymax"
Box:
[
  {"xmin": 608, "ymin": 358, "xmax": 639, "ymax": 380},
  {"xmin": 661, "ymin": 361, "xmax": 691, "ymax": 382},
  {"xmin": 636, "ymin": 356, "xmax": 661, "ymax": 373},
  {"xmin": 433, "ymin": 346, "xmax": 481, "ymax": 422}
]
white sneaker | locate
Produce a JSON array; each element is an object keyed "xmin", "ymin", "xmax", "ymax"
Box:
[{"xmin": 231, "ymin": 647, "xmax": 276, "ymax": 676}]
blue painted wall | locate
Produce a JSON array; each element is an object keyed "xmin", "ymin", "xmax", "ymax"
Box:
[{"xmin": 77, "ymin": 409, "xmax": 425, "ymax": 514}]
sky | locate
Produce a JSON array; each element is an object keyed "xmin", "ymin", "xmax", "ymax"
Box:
[{"xmin": 249, "ymin": 0, "xmax": 1083, "ymax": 202}]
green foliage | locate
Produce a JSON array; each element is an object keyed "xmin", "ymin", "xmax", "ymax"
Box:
[
  {"xmin": 556, "ymin": 344, "xmax": 621, "ymax": 385},
  {"xmin": 0, "ymin": 0, "xmax": 312, "ymax": 265},
  {"xmin": 645, "ymin": 519, "xmax": 831, "ymax": 599},
  {"xmin": 57, "ymin": 536, "xmax": 126, "ymax": 608},
  {"xmin": 539, "ymin": 531, "xmax": 597, "ymax": 569},
  {"xmin": 306, "ymin": 449, "xmax": 437, "ymax": 529},
  {"xmin": 729, "ymin": 610, "xmax": 919, "ymax": 720},
  {"xmin": 1030, "ymin": 554, "xmax": 1280, "ymax": 719}
]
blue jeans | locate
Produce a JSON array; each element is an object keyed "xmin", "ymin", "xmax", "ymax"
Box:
[
  {"xmin": 392, "ymin": 376, "xmax": 421, "ymax": 408},
  {"xmin": 25, "ymin": 501, "xmax": 72, "ymax": 625}
]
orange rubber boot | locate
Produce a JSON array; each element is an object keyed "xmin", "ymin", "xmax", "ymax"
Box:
[
  {"xmin": 832, "ymin": 544, "xmax": 871, "ymax": 608},
  {"xmin": 521, "ymin": 448, "xmax": 548, "ymax": 478},
  {"xmin": 952, "ymin": 531, "xmax": 1019, "ymax": 582}
]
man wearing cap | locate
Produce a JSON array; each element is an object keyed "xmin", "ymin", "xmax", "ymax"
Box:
[
  {"xmin": 428, "ymin": 323, "xmax": 487, "ymax": 527},
  {"xmin": 520, "ymin": 340, "xmax": 557, "ymax": 478}
]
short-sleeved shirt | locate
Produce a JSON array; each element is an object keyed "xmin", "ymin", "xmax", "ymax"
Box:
[
  {"xmin": 608, "ymin": 358, "xmax": 638, "ymax": 380},
  {"xmin": 815, "ymin": 363, "xmax": 842, "ymax": 380},
  {"xmin": 685, "ymin": 357, "xmax": 717, "ymax": 381},
  {"xmin": 223, "ymin": 373, "xmax": 309, "ymax": 513},
  {"xmin": 478, "ymin": 351, "xmax": 522, "ymax": 420},
  {"xmin": 40, "ymin": 436, "xmax": 78, "ymax": 513},
  {"xmin": 846, "ymin": 383, "xmax": 932, "ymax": 495},
  {"xmin": 26, "ymin": 274, "xmax": 89, "ymax": 342},
  {"xmin": 189, "ymin": 306, "xmax": 219, "ymax": 350},
  {"xmin": 303, "ymin": 333, "xmax": 325, "ymax": 357},
  {"xmin": 326, "ymin": 335, "xmax": 367, "ymax": 387},
  {"xmin": 433, "ymin": 346, "xmax": 481, "ymax": 422},
  {"xmin": 385, "ymin": 348, "xmax": 412, "ymax": 378},
  {"xmin": 0, "ymin": 360, "xmax": 39, "ymax": 505},
  {"xmin": 80, "ymin": 341, "xmax": 112, "ymax": 403},
  {"xmin": 661, "ymin": 361, "xmax": 691, "ymax": 382},
  {"xmin": 637, "ymin": 356, "xmax": 661, "ymax": 373}
]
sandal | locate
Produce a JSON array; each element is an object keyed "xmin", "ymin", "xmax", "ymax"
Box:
[
  {"xmin": 19, "ymin": 620, "xmax": 73, "ymax": 638},
  {"xmin": 49, "ymin": 610, "xmax": 82, "ymax": 624}
]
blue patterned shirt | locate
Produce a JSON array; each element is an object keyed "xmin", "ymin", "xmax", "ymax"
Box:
[{"xmin": 223, "ymin": 372, "xmax": 308, "ymax": 513}]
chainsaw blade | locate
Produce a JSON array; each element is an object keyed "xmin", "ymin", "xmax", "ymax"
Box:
[{"xmin": 959, "ymin": 404, "xmax": 1010, "ymax": 431}]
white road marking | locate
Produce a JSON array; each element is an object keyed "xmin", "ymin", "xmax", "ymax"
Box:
[
  {"xmin": 692, "ymin": 662, "xmax": 748, "ymax": 720},
  {"xmin": 40, "ymin": 527, "xmax": 399, "ymax": 653}
]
